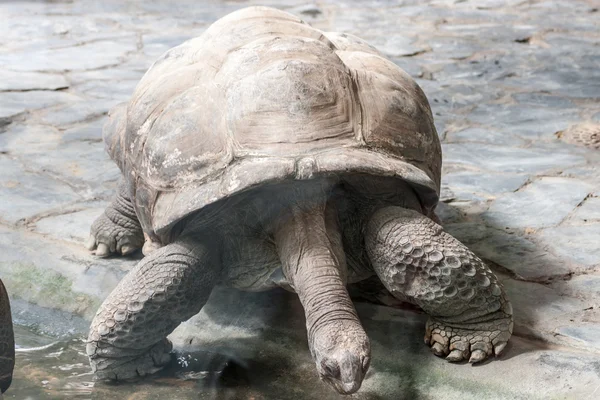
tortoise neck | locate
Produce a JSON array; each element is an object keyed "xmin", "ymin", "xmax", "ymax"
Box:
[{"xmin": 273, "ymin": 196, "xmax": 359, "ymax": 345}]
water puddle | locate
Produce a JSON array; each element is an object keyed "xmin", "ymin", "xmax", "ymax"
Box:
[{"xmin": 8, "ymin": 326, "xmax": 260, "ymax": 400}]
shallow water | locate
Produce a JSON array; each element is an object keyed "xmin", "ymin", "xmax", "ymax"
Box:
[{"xmin": 8, "ymin": 326, "xmax": 262, "ymax": 400}]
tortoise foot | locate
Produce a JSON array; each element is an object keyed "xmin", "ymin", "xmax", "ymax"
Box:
[
  {"xmin": 89, "ymin": 338, "xmax": 173, "ymax": 381},
  {"xmin": 425, "ymin": 316, "xmax": 513, "ymax": 363}
]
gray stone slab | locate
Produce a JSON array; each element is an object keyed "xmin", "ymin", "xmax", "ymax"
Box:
[
  {"xmin": 61, "ymin": 120, "xmax": 104, "ymax": 143},
  {"xmin": 567, "ymin": 196, "xmax": 600, "ymax": 224},
  {"xmin": 557, "ymin": 324, "xmax": 600, "ymax": 351},
  {"xmin": 0, "ymin": 156, "xmax": 82, "ymax": 224},
  {"xmin": 35, "ymin": 98, "xmax": 115, "ymax": 127},
  {"xmin": 538, "ymin": 225, "xmax": 600, "ymax": 266},
  {"xmin": 0, "ymin": 224, "xmax": 135, "ymax": 320},
  {"xmin": 0, "ymin": 124, "xmax": 62, "ymax": 155},
  {"xmin": 373, "ymin": 34, "xmax": 429, "ymax": 57},
  {"xmin": 512, "ymin": 92, "xmax": 575, "ymax": 109},
  {"xmin": 0, "ymin": 90, "xmax": 79, "ymax": 122},
  {"xmin": 467, "ymin": 104, "xmax": 581, "ymax": 140},
  {"xmin": 67, "ymin": 68, "xmax": 144, "ymax": 85},
  {"xmin": 0, "ymin": 123, "xmax": 121, "ymax": 197},
  {"xmin": 33, "ymin": 205, "xmax": 106, "ymax": 244},
  {"xmin": 444, "ymin": 171, "xmax": 528, "ymax": 197},
  {"xmin": 447, "ymin": 127, "xmax": 527, "ymax": 146},
  {"xmin": 75, "ymin": 78, "xmax": 138, "ymax": 102},
  {"xmin": 427, "ymin": 36, "xmax": 482, "ymax": 60},
  {"xmin": 503, "ymin": 279, "xmax": 586, "ymax": 342},
  {"xmin": 482, "ymin": 177, "xmax": 593, "ymax": 229},
  {"xmin": 554, "ymin": 273, "xmax": 600, "ymax": 302},
  {"xmin": 442, "ymin": 143, "xmax": 587, "ymax": 174},
  {"xmin": 0, "ymin": 38, "xmax": 138, "ymax": 72},
  {"xmin": 445, "ymin": 223, "xmax": 573, "ymax": 280},
  {"xmin": 0, "ymin": 70, "xmax": 68, "ymax": 91}
]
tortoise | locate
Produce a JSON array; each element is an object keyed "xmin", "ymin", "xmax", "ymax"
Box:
[
  {"xmin": 0, "ymin": 279, "xmax": 14, "ymax": 396},
  {"xmin": 86, "ymin": 6, "xmax": 513, "ymax": 395}
]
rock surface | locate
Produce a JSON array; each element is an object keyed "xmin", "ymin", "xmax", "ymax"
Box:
[{"xmin": 1, "ymin": 0, "xmax": 599, "ymax": 398}]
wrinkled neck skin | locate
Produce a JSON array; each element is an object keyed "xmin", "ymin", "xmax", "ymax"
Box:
[{"xmin": 274, "ymin": 180, "xmax": 370, "ymax": 395}]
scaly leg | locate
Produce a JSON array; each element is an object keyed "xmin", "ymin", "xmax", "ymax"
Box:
[
  {"xmin": 365, "ymin": 207, "xmax": 513, "ymax": 363},
  {"xmin": 87, "ymin": 237, "xmax": 219, "ymax": 379},
  {"xmin": 86, "ymin": 179, "xmax": 144, "ymax": 257}
]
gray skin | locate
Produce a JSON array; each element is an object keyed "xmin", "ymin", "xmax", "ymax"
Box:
[
  {"xmin": 85, "ymin": 6, "xmax": 513, "ymax": 395},
  {"xmin": 0, "ymin": 279, "xmax": 15, "ymax": 396},
  {"xmin": 87, "ymin": 178, "xmax": 512, "ymax": 395}
]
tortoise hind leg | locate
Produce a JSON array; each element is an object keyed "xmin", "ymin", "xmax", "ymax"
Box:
[
  {"xmin": 86, "ymin": 179, "xmax": 144, "ymax": 257},
  {"xmin": 87, "ymin": 237, "xmax": 219, "ymax": 379},
  {"xmin": 365, "ymin": 206, "xmax": 513, "ymax": 363}
]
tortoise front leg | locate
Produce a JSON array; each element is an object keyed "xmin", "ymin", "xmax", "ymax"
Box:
[
  {"xmin": 87, "ymin": 237, "xmax": 219, "ymax": 379},
  {"xmin": 0, "ymin": 279, "xmax": 14, "ymax": 395},
  {"xmin": 365, "ymin": 207, "xmax": 513, "ymax": 363},
  {"xmin": 86, "ymin": 179, "xmax": 144, "ymax": 257}
]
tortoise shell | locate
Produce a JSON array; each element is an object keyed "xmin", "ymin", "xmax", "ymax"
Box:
[{"xmin": 103, "ymin": 6, "xmax": 442, "ymax": 241}]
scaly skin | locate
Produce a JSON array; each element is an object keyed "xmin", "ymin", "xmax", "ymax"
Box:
[
  {"xmin": 365, "ymin": 206, "xmax": 513, "ymax": 363},
  {"xmin": 86, "ymin": 180, "xmax": 144, "ymax": 257},
  {"xmin": 86, "ymin": 237, "xmax": 219, "ymax": 379},
  {"xmin": 0, "ymin": 279, "xmax": 15, "ymax": 395}
]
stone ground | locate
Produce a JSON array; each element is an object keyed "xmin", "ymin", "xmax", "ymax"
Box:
[{"xmin": 0, "ymin": 0, "xmax": 599, "ymax": 399}]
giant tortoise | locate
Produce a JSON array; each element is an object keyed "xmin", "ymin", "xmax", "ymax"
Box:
[{"xmin": 86, "ymin": 6, "xmax": 513, "ymax": 395}]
